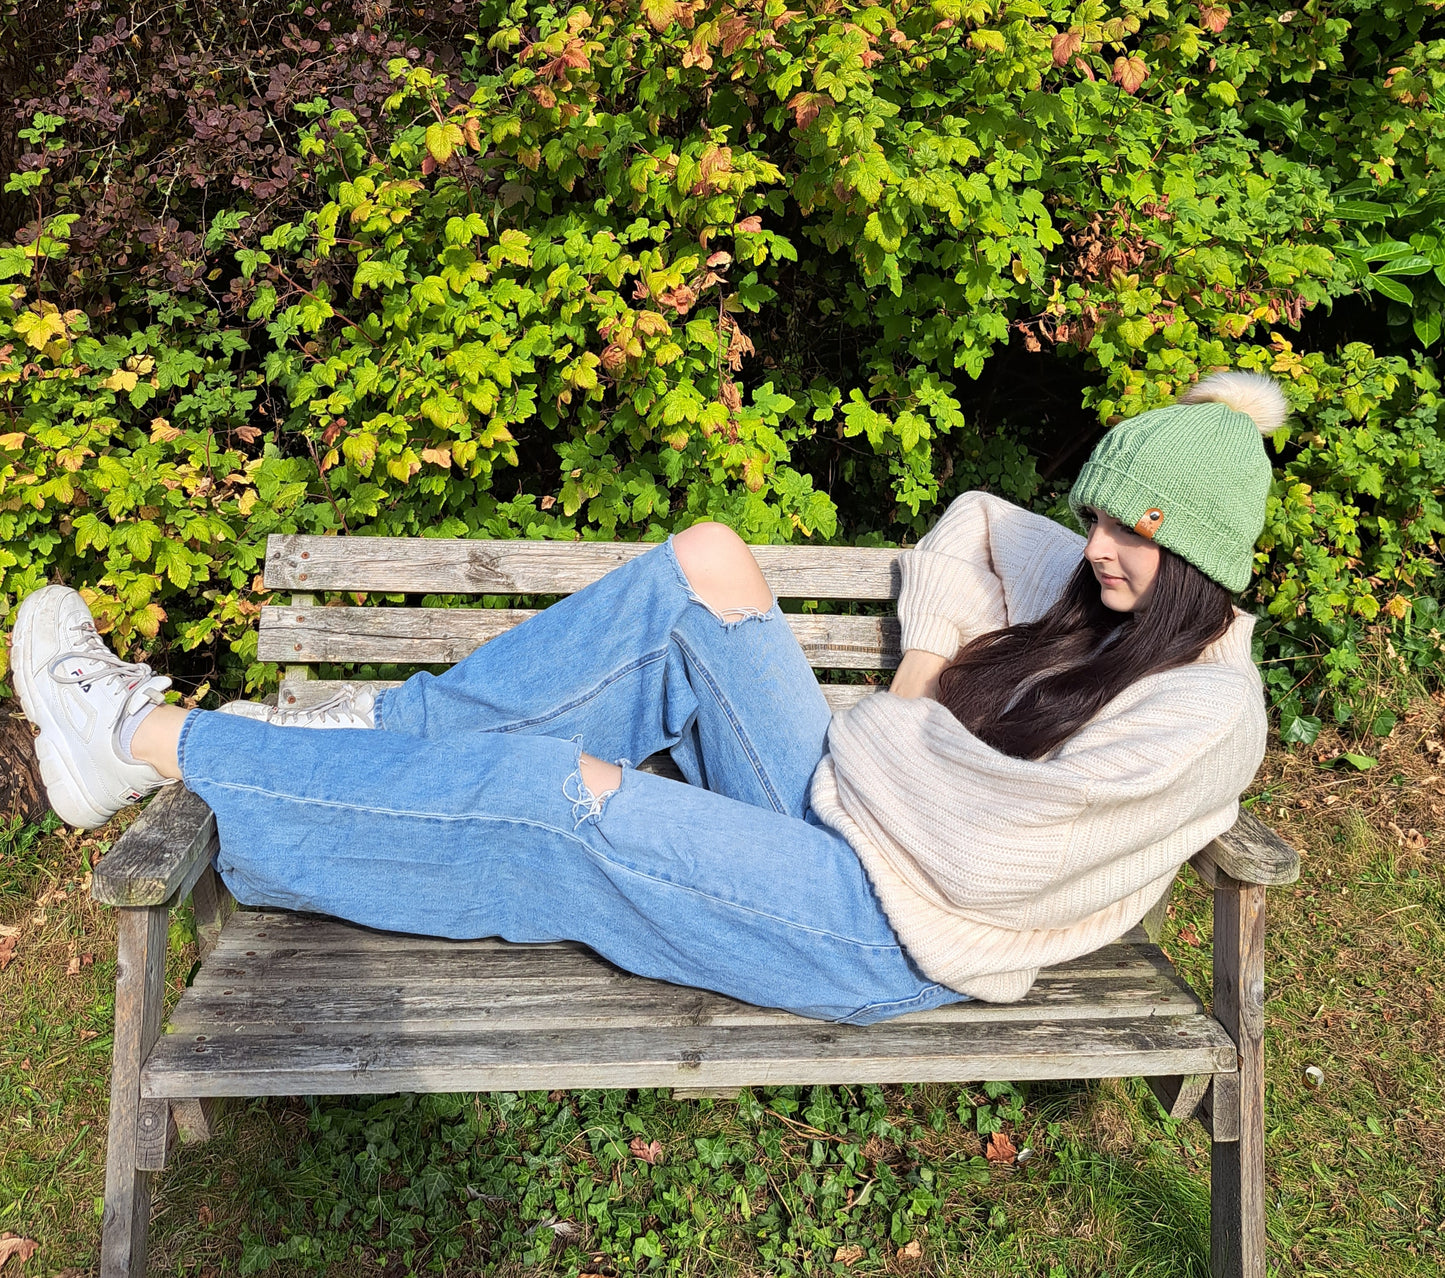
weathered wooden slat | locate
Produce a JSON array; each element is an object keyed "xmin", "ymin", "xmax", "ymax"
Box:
[
  {"xmin": 257, "ymin": 605, "xmax": 900, "ymax": 669},
  {"xmin": 195, "ymin": 912, "xmax": 1178, "ymax": 982},
  {"xmin": 164, "ymin": 968, "xmax": 1201, "ymax": 1034},
  {"xmin": 274, "ymin": 678, "xmax": 880, "ymax": 713},
  {"xmin": 1197, "ymin": 810, "xmax": 1300, "ymax": 887},
  {"xmin": 92, "ymin": 784, "xmax": 219, "ymax": 909},
  {"xmin": 143, "ymin": 1014, "xmax": 1236, "ymax": 1098},
  {"xmin": 265, "ymin": 535, "xmax": 902, "ymax": 599},
  {"xmin": 156, "ymin": 911, "xmax": 1201, "ymax": 1040}
]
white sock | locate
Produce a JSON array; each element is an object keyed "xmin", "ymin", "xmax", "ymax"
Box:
[{"xmin": 117, "ymin": 701, "xmax": 161, "ymax": 765}]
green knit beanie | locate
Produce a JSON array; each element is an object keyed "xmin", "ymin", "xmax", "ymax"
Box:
[{"xmin": 1068, "ymin": 371, "xmax": 1287, "ymax": 592}]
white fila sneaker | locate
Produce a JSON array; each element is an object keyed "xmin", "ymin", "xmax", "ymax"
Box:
[
  {"xmin": 10, "ymin": 585, "xmax": 174, "ymax": 829},
  {"xmin": 216, "ymin": 682, "xmax": 377, "ymax": 729}
]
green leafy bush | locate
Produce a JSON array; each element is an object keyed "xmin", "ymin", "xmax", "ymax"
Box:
[{"xmin": 1, "ymin": 0, "xmax": 1442, "ymax": 732}]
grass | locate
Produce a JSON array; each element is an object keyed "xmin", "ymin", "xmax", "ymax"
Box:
[{"xmin": 4, "ymin": 701, "xmax": 1445, "ymax": 1277}]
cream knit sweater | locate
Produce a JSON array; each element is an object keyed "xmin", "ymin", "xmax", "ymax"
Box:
[{"xmin": 809, "ymin": 491, "xmax": 1267, "ymax": 1003}]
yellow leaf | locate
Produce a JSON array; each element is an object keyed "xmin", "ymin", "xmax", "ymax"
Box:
[
  {"xmin": 100, "ymin": 369, "xmax": 140, "ymax": 393},
  {"xmin": 150, "ymin": 418, "xmax": 182, "ymax": 443},
  {"xmin": 14, "ymin": 309, "xmax": 65, "ymax": 351},
  {"xmin": 237, "ymin": 489, "xmax": 257, "ymax": 515},
  {"xmin": 642, "ymin": 0, "xmax": 678, "ymax": 31},
  {"xmin": 132, "ymin": 602, "xmax": 167, "ymax": 640},
  {"xmin": 0, "ymin": 432, "xmax": 27, "ymax": 450},
  {"xmin": 421, "ymin": 445, "xmax": 453, "ymax": 468},
  {"xmin": 425, "ymin": 122, "xmax": 465, "ymax": 164}
]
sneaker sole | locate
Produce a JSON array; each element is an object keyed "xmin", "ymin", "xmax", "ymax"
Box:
[{"xmin": 12, "ymin": 585, "xmax": 117, "ymax": 830}]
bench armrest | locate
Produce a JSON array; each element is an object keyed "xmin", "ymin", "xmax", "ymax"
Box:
[
  {"xmin": 91, "ymin": 784, "xmax": 219, "ymax": 907},
  {"xmin": 1190, "ymin": 808, "xmax": 1299, "ymax": 888}
]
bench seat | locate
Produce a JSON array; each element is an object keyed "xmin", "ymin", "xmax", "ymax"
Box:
[{"xmin": 145, "ymin": 910, "xmax": 1236, "ymax": 1098}]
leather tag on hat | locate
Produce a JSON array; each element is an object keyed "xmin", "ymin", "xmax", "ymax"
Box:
[{"xmin": 1134, "ymin": 508, "xmax": 1164, "ymax": 540}]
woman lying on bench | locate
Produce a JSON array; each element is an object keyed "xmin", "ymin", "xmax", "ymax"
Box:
[{"xmin": 12, "ymin": 371, "xmax": 1282, "ymax": 1022}]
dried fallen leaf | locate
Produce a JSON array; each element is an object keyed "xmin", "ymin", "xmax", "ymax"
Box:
[
  {"xmin": 833, "ymin": 1244, "xmax": 865, "ymax": 1266},
  {"xmin": 897, "ymin": 1239, "xmax": 923, "ymax": 1262},
  {"xmin": 77, "ymin": 1028, "xmax": 97, "ymax": 1042},
  {"xmin": 1405, "ymin": 828, "xmax": 1427, "ymax": 851},
  {"xmin": 1387, "ymin": 821, "xmax": 1407, "ymax": 846},
  {"xmin": 0, "ymin": 935, "xmax": 16, "ymax": 972},
  {"xmin": 0, "ymin": 1235, "xmax": 39, "ymax": 1268},
  {"xmin": 985, "ymin": 1130, "xmax": 1018, "ymax": 1163},
  {"xmin": 0, "ymin": 924, "xmax": 16, "ymax": 938},
  {"xmin": 629, "ymin": 1136, "xmax": 662, "ymax": 1164},
  {"xmin": 1178, "ymin": 924, "xmax": 1201, "ymax": 948},
  {"xmin": 197, "ymin": 1204, "xmax": 213, "ymax": 1225},
  {"xmin": 65, "ymin": 956, "xmax": 80, "ymax": 977}
]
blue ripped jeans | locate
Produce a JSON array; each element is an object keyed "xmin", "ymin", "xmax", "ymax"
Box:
[{"xmin": 178, "ymin": 538, "xmax": 966, "ymax": 1024}]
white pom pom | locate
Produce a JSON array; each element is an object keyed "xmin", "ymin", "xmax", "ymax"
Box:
[{"xmin": 1177, "ymin": 371, "xmax": 1290, "ymax": 434}]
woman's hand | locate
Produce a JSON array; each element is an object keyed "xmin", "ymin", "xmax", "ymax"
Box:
[{"xmin": 889, "ymin": 649, "xmax": 951, "ymax": 701}]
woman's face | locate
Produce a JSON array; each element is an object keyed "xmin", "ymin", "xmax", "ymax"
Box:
[{"xmin": 1080, "ymin": 506, "xmax": 1162, "ymax": 613}]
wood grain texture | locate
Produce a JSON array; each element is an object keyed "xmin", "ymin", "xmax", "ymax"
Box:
[
  {"xmin": 134, "ymin": 1097, "xmax": 172, "ymax": 1172},
  {"xmin": 143, "ymin": 1013, "xmax": 1235, "ymax": 1098},
  {"xmin": 138, "ymin": 909, "xmax": 1231, "ymax": 1097},
  {"xmin": 1145, "ymin": 1072, "xmax": 1211, "ymax": 1123},
  {"xmin": 257, "ymin": 605, "xmax": 901, "ymax": 669},
  {"xmin": 99, "ymin": 905, "xmax": 169, "ymax": 1278},
  {"xmin": 1210, "ymin": 875, "xmax": 1268, "ymax": 1278},
  {"xmin": 92, "ymin": 784, "xmax": 219, "ymax": 908},
  {"xmin": 276, "ymin": 677, "xmax": 880, "ymax": 714},
  {"xmin": 265, "ymin": 535, "xmax": 902, "ymax": 599},
  {"xmin": 1205, "ymin": 1068, "xmax": 1242, "ymax": 1143},
  {"xmin": 1200, "ymin": 809, "xmax": 1300, "ymax": 887},
  {"xmin": 171, "ymin": 1097, "xmax": 220, "ymax": 1145},
  {"xmin": 190, "ymin": 865, "xmax": 236, "ymax": 962}
]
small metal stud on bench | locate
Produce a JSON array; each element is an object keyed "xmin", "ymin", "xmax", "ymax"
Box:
[{"xmin": 91, "ymin": 532, "xmax": 1300, "ymax": 1278}]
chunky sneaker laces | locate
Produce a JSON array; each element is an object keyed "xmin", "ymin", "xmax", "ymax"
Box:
[
  {"xmin": 50, "ymin": 643, "xmax": 173, "ymax": 746},
  {"xmin": 275, "ymin": 684, "xmax": 376, "ymax": 728},
  {"xmin": 217, "ymin": 682, "xmax": 376, "ymax": 730}
]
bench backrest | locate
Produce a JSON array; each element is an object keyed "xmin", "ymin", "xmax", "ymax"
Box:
[{"xmin": 260, "ymin": 534, "xmax": 905, "ymax": 711}]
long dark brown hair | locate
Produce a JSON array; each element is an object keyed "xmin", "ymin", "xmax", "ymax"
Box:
[{"xmin": 935, "ymin": 549, "xmax": 1236, "ymax": 760}]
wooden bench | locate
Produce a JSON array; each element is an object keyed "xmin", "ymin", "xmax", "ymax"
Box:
[{"xmin": 90, "ymin": 533, "xmax": 1300, "ymax": 1278}]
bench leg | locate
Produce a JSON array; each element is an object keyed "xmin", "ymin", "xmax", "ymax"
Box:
[
  {"xmin": 100, "ymin": 906, "xmax": 169, "ymax": 1278},
  {"xmin": 1210, "ymin": 874, "xmax": 1267, "ymax": 1278}
]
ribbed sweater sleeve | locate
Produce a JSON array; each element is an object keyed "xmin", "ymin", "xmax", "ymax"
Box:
[{"xmin": 896, "ymin": 491, "xmax": 1085, "ymax": 659}]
